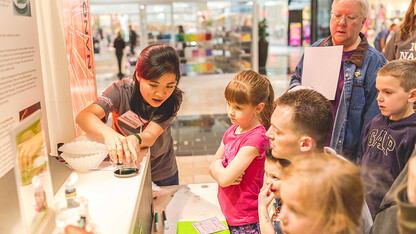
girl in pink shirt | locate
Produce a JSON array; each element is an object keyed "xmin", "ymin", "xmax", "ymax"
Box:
[{"xmin": 209, "ymin": 70, "xmax": 274, "ymax": 233}]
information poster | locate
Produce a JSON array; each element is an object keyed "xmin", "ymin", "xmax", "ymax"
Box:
[
  {"xmin": 61, "ymin": 0, "xmax": 97, "ymax": 136},
  {"xmin": 0, "ymin": 0, "xmax": 46, "ymax": 179},
  {"xmin": 10, "ymin": 110, "xmax": 53, "ymax": 234}
]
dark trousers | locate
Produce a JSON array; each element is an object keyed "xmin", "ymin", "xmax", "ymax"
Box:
[
  {"xmin": 153, "ymin": 171, "xmax": 179, "ymax": 186},
  {"xmin": 116, "ymin": 52, "xmax": 123, "ymax": 75},
  {"xmin": 130, "ymin": 44, "xmax": 135, "ymax": 54}
]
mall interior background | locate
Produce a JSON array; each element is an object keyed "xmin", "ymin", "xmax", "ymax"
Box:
[{"xmin": 90, "ymin": 0, "xmax": 409, "ymax": 184}]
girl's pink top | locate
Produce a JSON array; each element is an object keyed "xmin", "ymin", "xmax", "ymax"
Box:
[{"xmin": 218, "ymin": 125, "xmax": 268, "ymax": 226}]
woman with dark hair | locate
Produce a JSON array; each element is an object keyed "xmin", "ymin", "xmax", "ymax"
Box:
[
  {"xmin": 383, "ymin": 0, "xmax": 416, "ymax": 61},
  {"xmin": 76, "ymin": 44, "xmax": 183, "ymax": 186}
]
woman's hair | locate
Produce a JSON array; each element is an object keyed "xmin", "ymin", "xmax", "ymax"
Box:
[
  {"xmin": 130, "ymin": 44, "xmax": 183, "ymax": 122},
  {"xmin": 332, "ymin": 0, "xmax": 369, "ymax": 18},
  {"xmin": 400, "ymin": 0, "xmax": 416, "ymax": 40},
  {"xmin": 282, "ymin": 154, "xmax": 364, "ymax": 234},
  {"xmin": 224, "ymin": 70, "xmax": 274, "ymax": 129}
]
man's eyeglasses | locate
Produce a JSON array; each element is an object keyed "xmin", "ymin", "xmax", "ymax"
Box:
[{"xmin": 331, "ymin": 13, "xmax": 363, "ymax": 24}]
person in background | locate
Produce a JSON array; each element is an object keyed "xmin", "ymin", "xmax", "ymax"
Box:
[
  {"xmin": 374, "ymin": 23, "xmax": 397, "ymax": 53},
  {"xmin": 266, "ymin": 88, "xmax": 373, "ymax": 233},
  {"xmin": 279, "ymin": 154, "xmax": 364, "ymax": 234},
  {"xmin": 113, "ymin": 30, "xmax": 125, "ymax": 78},
  {"xmin": 384, "ymin": 0, "xmax": 416, "ymax": 61},
  {"xmin": 289, "ymin": 0, "xmax": 387, "ymax": 163},
  {"xmin": 128, "ymin": 25, "xmax": 137, "ymax": 55},
  {"xmin": 258, "ymin": 149, "xmax": 290, "ymax": 234},
  {"xmin": 76, "ymin": 44, "xmax": 183, "ymax": 186},
  {"xmin": 361, "ymin": 60, "xmax": 416, "ymax": 219},
  {"xmin": 396, "ymin": 154, "xmax": 416, "ymax": 233},
  {"xmin": 371, "ymin": 148, "xmax": 415, "ymax": 234},
  {"xmin": 209, "ymin": 70, "xmax": 274, "ymax": 233}
]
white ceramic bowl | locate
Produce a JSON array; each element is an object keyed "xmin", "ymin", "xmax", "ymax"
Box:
[{"xmin": 59, "ymin": 141, "xmax": 108, "ymax": 172}]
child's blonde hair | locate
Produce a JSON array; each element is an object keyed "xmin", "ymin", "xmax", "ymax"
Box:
[
  {"xmin": 378, "ymin": 60, "xmax": 416, "ymax": 92},
  {"xmin": 282, "ymin": 154, "xmax": 363, "ymax": 234},
  {"xmin": 224, "ymin": 70, "xmax": 274, "ymax": 129}
]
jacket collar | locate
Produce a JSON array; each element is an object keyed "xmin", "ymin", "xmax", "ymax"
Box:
[{"xmin": 319, "ymin": 32, "xmax": 369, "ymax": 67}]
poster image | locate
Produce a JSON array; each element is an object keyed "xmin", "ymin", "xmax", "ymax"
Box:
[
  {"xmin": 13, "ymin": 0, "xmax": 31, "ymax": 17},
  {"xmin": 62, "ymin": 0, "xmax": 97, "ymax": 136},
  {"xmin": 11, "ymin": 110, "xmax": 53, "ymax": 234}
]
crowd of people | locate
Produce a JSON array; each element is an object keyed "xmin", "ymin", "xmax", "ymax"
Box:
[{"xmin": 70, "ymin": 0, "xmax": 416, "ymax": 233}]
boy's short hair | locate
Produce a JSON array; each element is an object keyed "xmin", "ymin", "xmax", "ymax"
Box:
[
  {"xmin": 275, "ymin": 89, "xmax": 333, "ymax": 149},
  {"xmin": 378, "ymin": 60, "xmax": 416, "ymax": 92},
  {"xmin": 265, "ymin": 148, "xmax": 291, "ymax": 168}
]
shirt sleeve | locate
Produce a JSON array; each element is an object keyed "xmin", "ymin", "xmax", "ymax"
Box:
[
  {"xmin": 241, "ymin": 130, "xmax": 269, "ymax": 156},
  {"xmin": 383, "ymin": 29, "xmax": 399, "ymax": 61},
  {"xmin": 94, "ymin": 82, "xmax": 122, "ymax": 123}
]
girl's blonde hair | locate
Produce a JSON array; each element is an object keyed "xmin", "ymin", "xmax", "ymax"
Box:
[
  {"xmin": 224, "ymin": 70, "xmax": 274, "ymax": 129},
  {"xmin": 283, "ymin": 154, "xmax": 363, "ymax": 234}
]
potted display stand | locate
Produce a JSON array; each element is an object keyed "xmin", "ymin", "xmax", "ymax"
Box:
[{"xmin": 258, "ymin": 18, "xmax": 270, "ymax": 72}]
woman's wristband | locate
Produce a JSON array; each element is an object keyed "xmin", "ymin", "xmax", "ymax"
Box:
[{"xmin": 132, "ymin": 133, "xmax": 142, "ymax": 145}]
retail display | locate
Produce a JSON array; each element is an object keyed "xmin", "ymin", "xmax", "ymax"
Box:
[{"xmin": 172, "ymin": 1, "xmax": 255, "ymax": 76}]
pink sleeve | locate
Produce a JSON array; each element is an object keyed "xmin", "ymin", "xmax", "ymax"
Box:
[{"xmin": 241, "ymin": 129, "xmax": 269, "ymax": 156}]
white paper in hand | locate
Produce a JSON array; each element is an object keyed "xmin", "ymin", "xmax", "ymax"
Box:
[{"xmin": 302, "ymin": 46, "xmax": 343, "ymax": 100}]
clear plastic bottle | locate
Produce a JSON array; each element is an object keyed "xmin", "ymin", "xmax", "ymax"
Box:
[{"xmin": 65, "ymin": 172, "xmax": 79, "ymax": 208}]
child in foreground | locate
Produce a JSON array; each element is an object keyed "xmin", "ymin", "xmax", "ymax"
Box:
[
  {"xmin": 361, "ymin": 59, "xmax": 416, "ymax": 218},
  {"xmin": 258, "ymin": 149, "xmax": 291, "ymax": 234},
  {"xmin": 279, "ymin": 154, "xmax": 364, "ymax": 234},
  {"xmin": 209, "ymin": 70, "xmax": 274, "ymax": 233}
]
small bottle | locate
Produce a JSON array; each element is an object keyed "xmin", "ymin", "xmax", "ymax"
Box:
[
  {"xmin": 65, "ymin": 172, "xmax": 79, "ymax": 208},
  {"xmin": 32, "ymin": 176, "xmax": 47, "ymax": 212}
]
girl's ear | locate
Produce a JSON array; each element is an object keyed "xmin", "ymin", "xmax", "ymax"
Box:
[
  {"xmin": 255, "ymin": 103, "xmax": 265, "ymax": 114},
  {"xmin": 408, "ymin": 88, "xmax": 416, "ymax": 103},
  {"xmin": 299, "ymin": 136, "xmax": 314, "ymax": 153}
]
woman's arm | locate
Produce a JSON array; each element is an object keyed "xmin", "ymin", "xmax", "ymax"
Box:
[
  {"xmin": 76, "ymin": 104, "xmax": 133, "ymax": 163},
  {"xmin": 210, "ymin": 145, "xmax": 259, "ymax": 187},
  {"xmin": 125, "ymin": 121, "xmax": 164, "ymax": 162}
]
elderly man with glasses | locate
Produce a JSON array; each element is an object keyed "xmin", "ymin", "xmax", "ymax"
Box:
[{"xmin": 289, "ymin": 0, "xmax": 387, "ymax": 163}]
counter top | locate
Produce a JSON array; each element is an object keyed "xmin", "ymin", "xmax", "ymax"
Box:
[{"xmin": 53, "ymin": 148, "xmax": 150, "ymax": 234}]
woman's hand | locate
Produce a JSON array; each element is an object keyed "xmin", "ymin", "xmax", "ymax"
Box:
[
  {"xmin": 18, "ymin": 131, "xmax": 44, "ymax": 170},
  {"xmin": 126, "ymin": 134, "xmax": 142, "ymax": 165},
  {"xmin": 104, "ymin": 131, "xmax": 132, "ymax": 164}
]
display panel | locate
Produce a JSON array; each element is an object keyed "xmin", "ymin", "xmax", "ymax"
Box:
[{"xmin": 61, "ymin": 0, "xmax": 97, "ymax": 136}]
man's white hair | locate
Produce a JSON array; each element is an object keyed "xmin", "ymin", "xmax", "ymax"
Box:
[{"xmin": 332, "ymin": 0, "xmax": 369, "ymax": 18}]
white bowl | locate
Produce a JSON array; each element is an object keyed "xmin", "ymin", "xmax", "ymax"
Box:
[
  {"xmin": 60, "ymin": 151, "xmax": 108, "ymax": 172},
  {"xmin": 59, "ymin": 140, "xmax": 107, "ymax": 156},
  {"xmin": 59, "ymin": 141, "xmax": 108, "ymax": 172}
]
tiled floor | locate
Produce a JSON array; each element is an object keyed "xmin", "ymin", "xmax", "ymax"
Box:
[{"xmin": 94, "ymin": 44, "xmax": 302, "ymax": 184}]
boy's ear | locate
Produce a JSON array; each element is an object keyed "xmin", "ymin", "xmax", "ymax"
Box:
[
  {"xmin": 255, "ymin": 103, "xmax": 265, "ymax": 114},
  {"xmin": 299, "ymin": 136, "xmax": 314, "ymax": 153},
  {"xmin": 408, "ymin": 88, "xmax": 416, "ymax": 103}
]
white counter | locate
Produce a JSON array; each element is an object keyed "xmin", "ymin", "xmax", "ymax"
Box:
[{"xmin": 51, "ymin": 148, "xmax": 152, "ymax": 234}]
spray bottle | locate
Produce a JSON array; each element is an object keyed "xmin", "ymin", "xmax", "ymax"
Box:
[{"xmin": 65, "ymin": 172, "xmax": 79, "ymax": 208}]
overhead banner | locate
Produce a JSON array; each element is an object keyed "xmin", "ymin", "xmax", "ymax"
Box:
[
  {"xmin": 61, "ymin": 0, "xmax": 97, "ymax": 136},
  {"xmin": 0, "ymin": 0, "xmax": 46, "ymax": 179}
]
